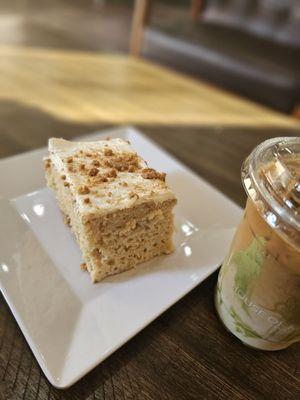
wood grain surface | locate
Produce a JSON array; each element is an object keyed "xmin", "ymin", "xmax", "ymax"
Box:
[
  {"xmin": 0, "ymin": 118, "xmax": 300, "ymax": 399},
  {"xmin": 0, "ymin": 46, "xmax": 299, "ymax": 129}
]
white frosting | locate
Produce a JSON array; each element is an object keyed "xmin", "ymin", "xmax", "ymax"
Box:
[
  {"xmin": 47, "ymin": 138, "xmax": 176, "ymax": 217},
  {"xmin": 49, "ymin": 137, "xmax": 133, "ymax": 155}
]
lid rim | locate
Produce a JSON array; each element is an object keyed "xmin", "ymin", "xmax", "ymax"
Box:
[{"xmin": 242, "ymin": 136, "xmax": 300, "ymax": 232}]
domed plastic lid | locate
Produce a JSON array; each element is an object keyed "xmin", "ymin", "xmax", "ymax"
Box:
[{"xmin": 242, "ymin": 137, "xmax": 300, "ymax": 248}]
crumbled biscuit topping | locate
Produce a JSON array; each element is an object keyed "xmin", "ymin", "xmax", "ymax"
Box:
[
  {"xmin": 48, "ymin": 137, "xmax": 175, "ymax": 214},
  {"xmin": 107, "ymin": 169, "xmax": 117, "ymax": 178},
  {"xmin": 89, "ymin": 168, "xmax": 99, "ymax": 177},
  {"xmin": 78, "ymin": 185, "xmax": 90, "ymax": 195},
  {"xmin": 44, "ymin": 158, "xmax": 51, "ymax": 169},
  {"xmin": 142, "ymin": 168, "xmax": 166, "ymax": 181},
  {"xmin": 128, "ymin": 165, "xmax": 136, "ymax": 172},
  {"xmin": 93, "ymin": 175, "xmax": 108, "ymax": 183},
  {"xmin": 104, "ymin": 148, "xmax": 114, "ymax": 156},
  {"xmin": 80, "ymin": 263, "xmax": 87, "ymax": 270}
]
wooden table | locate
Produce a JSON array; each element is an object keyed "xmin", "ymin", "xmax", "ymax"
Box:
[{"xmin": 0, "ymin": 50, "xmax": 299, "ymax": 400}]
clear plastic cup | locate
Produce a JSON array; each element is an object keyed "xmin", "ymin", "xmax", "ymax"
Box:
[{"xmin": 215, "ymin": 137, "xmax": 300, "ymax": 350}]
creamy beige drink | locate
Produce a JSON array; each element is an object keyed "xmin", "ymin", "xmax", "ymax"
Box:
[{"xmin": 216, "ymin": 138, "xmax": 300, "ymax": 350}]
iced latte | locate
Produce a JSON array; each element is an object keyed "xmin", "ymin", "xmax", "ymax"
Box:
[{"xmin": 216, "ymin": 137, "xmax": 300, "ymax": 350}]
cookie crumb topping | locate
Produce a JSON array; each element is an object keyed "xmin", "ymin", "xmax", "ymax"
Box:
[
  {"xmin": 80, "ymin": 263, "xmax": 87, "ymax": 270},
  {"xmin": 89, "ymin": 168, "xmax": 99, "ymax": 177},
  {"xmin": 142, "ymin": 168, "xmax": 166, "ymax": 181},
  {"xmin": 104, "ymin": 148, "xmax": 114, "ymax": 156},
  {"xmin": 78, "ymin": 185, "xmax": 90, "ymax": 195}
]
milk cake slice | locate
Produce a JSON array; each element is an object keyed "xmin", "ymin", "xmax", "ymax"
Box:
[{"xmin": 44, "ymin": 137, "xmax": 177, "ymax": 282}]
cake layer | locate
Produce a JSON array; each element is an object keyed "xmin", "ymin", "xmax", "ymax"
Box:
[{"xmin": 82, "ymin": 198, "xmax": 176, "ymax": 281}]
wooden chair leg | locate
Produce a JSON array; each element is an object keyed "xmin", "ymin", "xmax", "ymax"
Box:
[
  {"xmin": 130, "ymin": 0, "xmax": 151, "ymax": 57},
  {"xmin": 292, "ymin": 103, "xmax": 300, "ymax": 119},
  {"xmin": 190, "ymin": 0, "xmax": 204, "ymax": 22}
]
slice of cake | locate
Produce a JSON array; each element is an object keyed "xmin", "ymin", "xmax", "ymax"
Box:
[{"xmin": 44, "ymin": 137, "xmax": 177, "ymax": 282}]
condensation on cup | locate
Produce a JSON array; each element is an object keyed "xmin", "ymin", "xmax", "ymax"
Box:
[{"xmin": 216, "ymin": 137, "xmax": 300, "ymax": 350}]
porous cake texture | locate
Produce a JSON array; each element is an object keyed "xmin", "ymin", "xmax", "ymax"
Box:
[{"xmin": 44, "ymin": 137, "xmax": 177, "ymax": 282}]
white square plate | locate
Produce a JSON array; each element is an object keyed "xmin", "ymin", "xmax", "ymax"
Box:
[{"xmin": 0, "ymin": 127, "xmax": 242, "ymax": 388}]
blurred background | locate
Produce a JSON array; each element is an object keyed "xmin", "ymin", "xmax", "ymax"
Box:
[
  {"xmin": 1, "ymin": 0, "xmax": 300, "ymax": 112},
  {"xmin": 0, "ymin": 0, "xmax": 299, "ymax": 160}
]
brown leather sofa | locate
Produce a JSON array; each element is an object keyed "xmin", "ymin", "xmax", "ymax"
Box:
[{"xmin": 131, "ymin": 0, "xmax": 300, "ymax": 114}]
